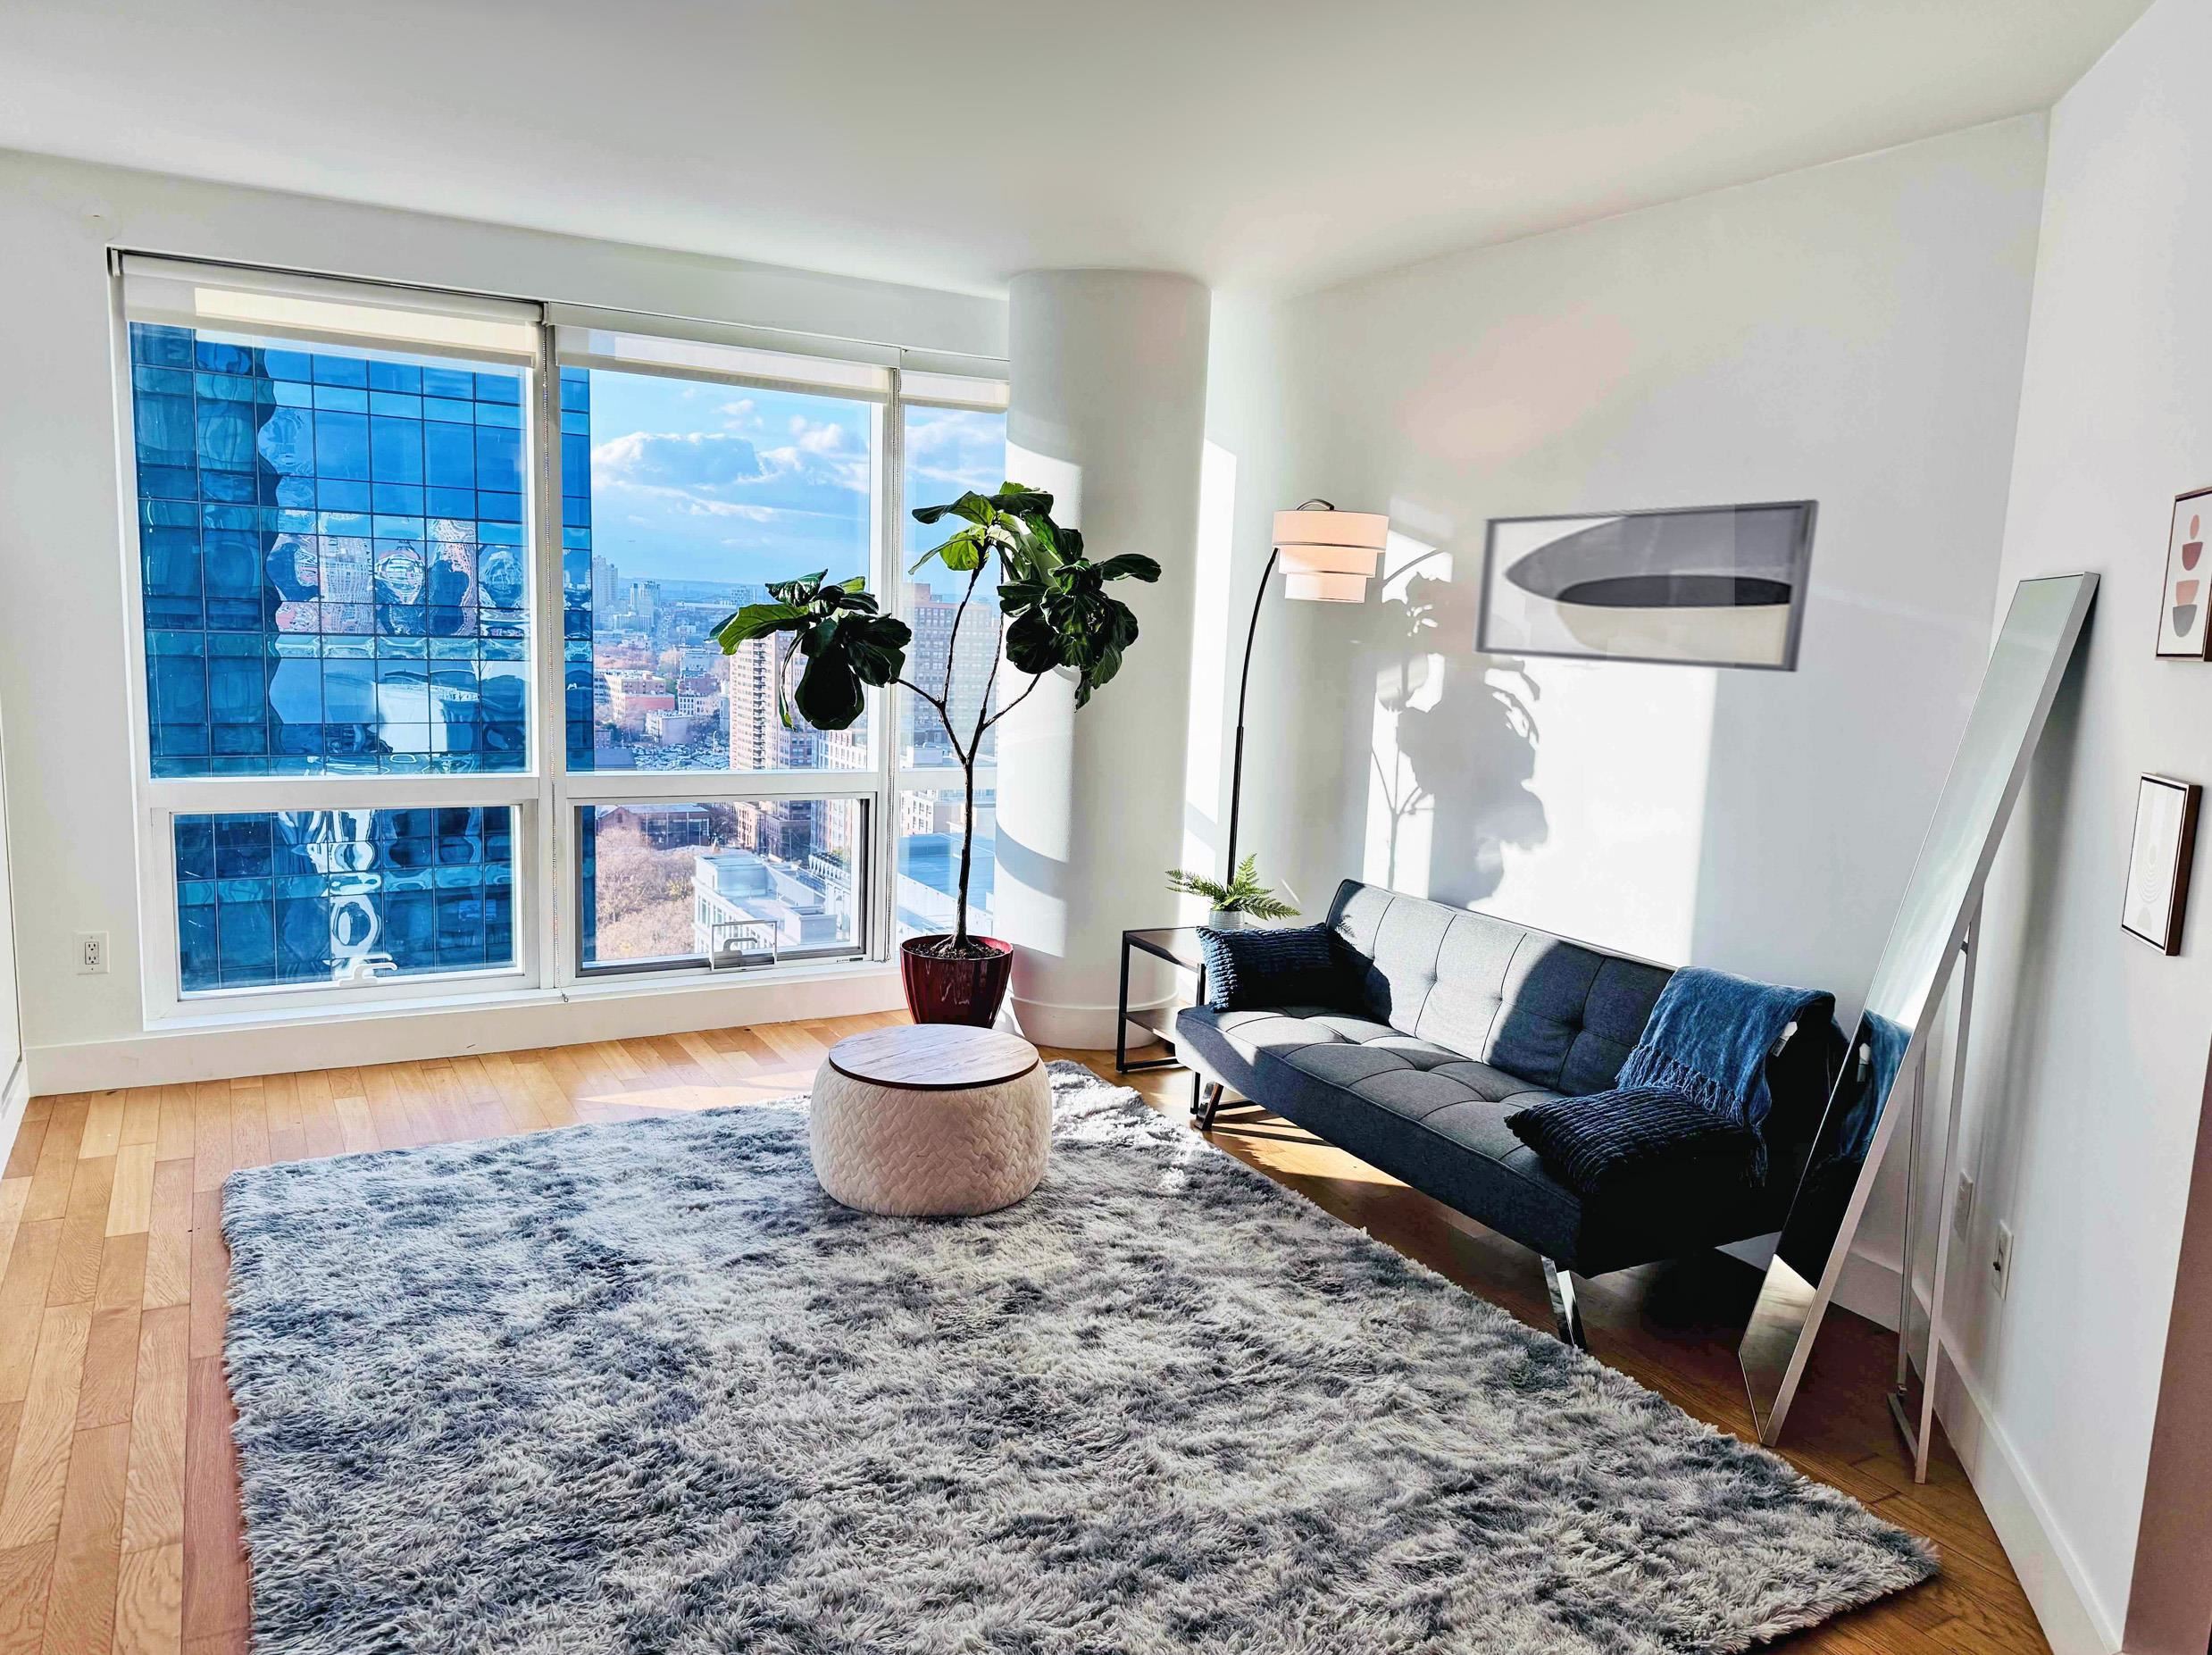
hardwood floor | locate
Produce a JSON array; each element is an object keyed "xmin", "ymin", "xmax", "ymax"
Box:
[{"xmin": 0, "ymin": 1013, "xmax": 2047, "ymax": 1654}]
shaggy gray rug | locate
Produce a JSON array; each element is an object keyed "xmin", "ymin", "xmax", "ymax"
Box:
[{"xmin": 222, "ymin": 1062, "xmax": 1933, "ymax": 1654}]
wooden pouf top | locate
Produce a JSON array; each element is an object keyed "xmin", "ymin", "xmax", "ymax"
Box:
[{"xmin": 826, "ymin": 1024, "xmax": 1039, "ymax": 1091}]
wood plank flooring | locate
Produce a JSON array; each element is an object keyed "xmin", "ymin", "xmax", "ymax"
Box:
[{"xmin": 0, "ymin": 1014, "xmax": 2048, "ymax": 1654}]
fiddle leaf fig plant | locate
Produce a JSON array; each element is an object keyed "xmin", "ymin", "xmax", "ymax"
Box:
[{"xmin": 715, "ymin": 482, "xmax": 1159, "ymax": 957}]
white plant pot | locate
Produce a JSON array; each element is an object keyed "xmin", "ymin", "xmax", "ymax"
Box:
[{"xmin": 1206, "ymin": 907, "xmax": 1244, "ymax": 932}]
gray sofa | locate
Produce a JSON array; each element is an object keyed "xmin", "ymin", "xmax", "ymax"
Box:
[{"xmin": 1173, "ymin": 880, "xmax": 1837, "ymax": 1346}]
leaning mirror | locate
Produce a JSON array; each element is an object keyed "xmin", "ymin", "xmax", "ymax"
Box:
[{"xmin": 1740, "ymin": 573, "xmax": 2099, "ymax": 1443}]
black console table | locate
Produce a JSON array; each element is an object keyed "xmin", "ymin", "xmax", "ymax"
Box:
[{"xmin": 1115, "ymin": 927, "xmax": 1206, "ymax": 1074}]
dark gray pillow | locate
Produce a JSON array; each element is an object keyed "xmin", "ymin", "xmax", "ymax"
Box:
[
  {"xmin": 1197, "ymin": 924, "xmax": 1340, "ymax": 1011},
  {"xmin": 1505, "ymin": 1085, "xmax": 1759, "ymax": 1198}
]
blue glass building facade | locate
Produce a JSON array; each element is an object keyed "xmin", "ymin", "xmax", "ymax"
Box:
[
  {"xmin": 172, "ymin": 809, "xmax": 514, "ymax": 990},
  {"xmin": 129, "ymin": 323, "xmax": 531, "ymax": 776}
]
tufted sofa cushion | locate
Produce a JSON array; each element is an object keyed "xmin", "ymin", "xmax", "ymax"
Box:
[{"xmin": 1331, "ymin": 881, "xmax": 1671, "ymax": 1094}]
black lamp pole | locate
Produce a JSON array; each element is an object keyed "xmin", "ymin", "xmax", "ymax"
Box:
[
  {"xmin": 1222, "ymin": 543, "xmax": 1279, "ymax": 882},
  {"xmin": 1223, "ymin": 498, "xmax": 1342, "ymax": 882}
]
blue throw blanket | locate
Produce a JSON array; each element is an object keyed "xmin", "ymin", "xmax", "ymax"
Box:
[{"xmin": 1616, "ymin": 966, "xmax": 1829, "ymax": 1173}]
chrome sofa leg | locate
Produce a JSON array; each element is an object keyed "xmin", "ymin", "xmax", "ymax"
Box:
[
  {"xmin": 1196, "ymin": 1080, "xmax": 1224, "ymax": 1131},
  {"xmin": 1542, "ymin": 1258, "xmax": 1589, "ymax": 1350}
]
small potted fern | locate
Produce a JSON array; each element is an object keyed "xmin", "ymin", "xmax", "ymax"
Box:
[{"xmin": 1165, "ymin": 856, "xmax": 1299, "ymax": 932}]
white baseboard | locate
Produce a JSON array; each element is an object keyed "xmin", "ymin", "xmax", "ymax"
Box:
[
  {"xmin": 27, "ymin": 965, "xmax": 908, "ymax": 1093},
  {"xmin": 1932, "ymin": 1351, "xmax": 2123, "ymax": 1655},
  {"xmin": 1827, "ymin": 1250, "xmax": 2117, "ymax": 1650},
  {"xmin": 0, "ymin": 1057, "xmax": 28, "ymax": 1183}
]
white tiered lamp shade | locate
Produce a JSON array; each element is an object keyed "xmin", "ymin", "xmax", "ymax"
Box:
[{"xmin": 1274, "ymin": 505, "xmax": 1390, "ymax": 602}]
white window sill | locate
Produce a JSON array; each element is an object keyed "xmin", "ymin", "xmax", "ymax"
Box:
[{"xmin": 143, "ymin": 955, "xmax": 896, "ymax": 1037}]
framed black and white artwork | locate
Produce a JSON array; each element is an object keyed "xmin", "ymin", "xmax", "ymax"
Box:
[
  {"xmin": 1479, "ymin": 500, "xmax": 1816, "ymax": 670},
  {"xmin": 2122, "ymin": 773, "xmax": 2199, "ymax": 955}
]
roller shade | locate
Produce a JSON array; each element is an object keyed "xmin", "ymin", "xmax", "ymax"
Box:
[
  {"xmin": 899, "ymin": 367, "xmax": 1009, "ymax": 412},
  {"xmin": 120, "ymin": 255, "xmax": 541, "ymax": 366},
  {"xmin": 552, "ymin": 305, "xmax": 894, "ymax": 401}
]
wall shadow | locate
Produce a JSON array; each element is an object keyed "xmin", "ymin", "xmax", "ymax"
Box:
[{"xmin": 1360, "ymin": 568, "xmax": 1548, "ymax": 904}]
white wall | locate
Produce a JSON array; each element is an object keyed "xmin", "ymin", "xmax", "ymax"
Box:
[
  {"xmin": 1942, "ymin": 0, "xmax": 2212, "ymax": 1646},
  {"xmin": 1211, "ymin": 117, "xmax": 2049, "ymax": 1295},
  {"xmin": 0, "ymin": 696, "xmax": 23, "ymax": 1130},
  {"xmin": 0, "ymin": 149, "xmax": 1004, "ymax": 1088}
]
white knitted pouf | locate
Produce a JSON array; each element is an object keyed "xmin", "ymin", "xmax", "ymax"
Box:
[{"xmin": 809, "ymin": 1024, "xmax": 1050, "ymax": 1216}]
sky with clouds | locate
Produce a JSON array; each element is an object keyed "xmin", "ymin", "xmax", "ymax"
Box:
[{"xmin": 584, "ymin": 369, "xmax": 1006, "ymax": 594}]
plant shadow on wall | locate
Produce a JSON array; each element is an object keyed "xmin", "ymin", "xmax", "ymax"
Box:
[{"xmin": 1364, "ymin": 570, "xmax": 1547, "ymax": 903}]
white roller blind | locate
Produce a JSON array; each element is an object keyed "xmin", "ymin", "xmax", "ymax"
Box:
[
  {"xmin": 551, "ymin": 306, "xmax": 894, "ymax": 401},
  {"xmin": 899, "ymin": 366, "xmax": 1010, "ymax": 412},
  {"xmin": 120, "ymin": 255, "xmax": 541, "ymax": 366}
]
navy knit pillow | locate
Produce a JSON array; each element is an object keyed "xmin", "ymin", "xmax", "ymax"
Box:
[
  {"xmin": 1197, "ymin": 924, "xmax": 1340, "ymax": 1012},
  {"xmin": 1505, "ymin": 1085, "xmax": 1760, "ymax": 1198}
]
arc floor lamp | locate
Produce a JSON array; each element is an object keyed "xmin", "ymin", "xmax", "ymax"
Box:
[{"xmin": 1223, "ymin": 500, "xmax": 1391, "ymax": 878}]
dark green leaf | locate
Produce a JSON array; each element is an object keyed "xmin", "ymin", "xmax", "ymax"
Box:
[
  {"xmin": 714, "ymin": 601, "xmax": 806, "ymax": 651},
  {"xmin": 997, "ymin": 577, "xmax": 1046, "ymax": 614},
  {"xmin": 793, "ymin": 653, "xmax": 864, "ymax": 730},
  {"xmin": 913, "ymin": 526, "xmax": 987, "ymax": 574},
  {"xmin": 1097, "ymin": 553, "xmax": 1162, "ymax": 583},
  {"xmin": 766, "ymin": 571, "xmax": 830, "ymax": 606},
  {"xmin": 841, "ymin": 614, "xmax": 912, "ymax": 685},
  {"xmin": 910, "ymin": 490, "xmax": 996, "ymax": 527},
  {"xmin": 1004, "ymin": 609, "xmax": 1061, "ymax": 677},
  {"xmin": 991, "ymin": 484, "xmax": 1054, "ymax": 515}
]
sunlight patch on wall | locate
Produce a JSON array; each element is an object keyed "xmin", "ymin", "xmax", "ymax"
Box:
[
  {"xmin": 1182, "ymin": 441, "xmax": 1238, "ymax": 885},
  {"xmin": 1499, "ymin": 658, "xmax": 1715, "ymax": 961},
  {"xmin": 989, "ymin": 439, "xmax": 1081, "ymax": 959}
]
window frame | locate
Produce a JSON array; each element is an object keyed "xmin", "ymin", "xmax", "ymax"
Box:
[
  {"xmin": 113, "ymin": 255, "xmax": 1009, "ymax": 1024},
  {"xmin": 568, "ymin": 795, "xmax": 875, "ymax": 980}
]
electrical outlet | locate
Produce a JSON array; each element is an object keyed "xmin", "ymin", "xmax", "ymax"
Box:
[
  {"xmin": 75, "ymin": 932, "xmax": 108, "ymax": 975},
  {"xmin": 1954, "ymin": 1172, "xmax": 1975, "ymax": 1241},
  {"xmin": 1991, "ymin": 1221, "xmax": 2014, "ymax": 1299}
]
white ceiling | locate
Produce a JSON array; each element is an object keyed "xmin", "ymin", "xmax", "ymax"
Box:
[{"xmin": 1, "ymin": 0, "xmax": 2147, "ymax": 297}]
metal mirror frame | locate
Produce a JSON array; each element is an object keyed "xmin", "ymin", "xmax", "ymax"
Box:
[{"xmin": 1739, "ymin": 573, "xmax": 2099, "ymax": 1446}]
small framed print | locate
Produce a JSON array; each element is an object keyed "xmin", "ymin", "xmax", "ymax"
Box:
[
  {"xmin": 2157, "ymin": 487, "xmax": 2212, "ymax": 658},
  {"xmin": 2123, "ymin": 774, "xmax": 2200, "ymax": 954}
]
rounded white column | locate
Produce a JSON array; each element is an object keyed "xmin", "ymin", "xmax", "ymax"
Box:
[{"xmin": 997, "ymin": 271, "xmax": 1210, "ymax": 1049}]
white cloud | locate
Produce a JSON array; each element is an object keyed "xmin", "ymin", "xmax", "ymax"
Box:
[{"xmin": 591, "ymin": 430, "xmax": 766, "ymax": 489}]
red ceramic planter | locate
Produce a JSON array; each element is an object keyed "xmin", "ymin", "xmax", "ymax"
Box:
[{"xmin": 899, "ymin": 934, "xmax": 1015, "ymax": 1027}]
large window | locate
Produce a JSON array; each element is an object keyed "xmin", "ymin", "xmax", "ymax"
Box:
[{"xmin": 119, "ymin": 258, "xmax": 1007, "ymax": 1010}]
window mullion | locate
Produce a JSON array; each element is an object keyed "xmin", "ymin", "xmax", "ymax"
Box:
[
  {"xmin": 873, "ymin": 387, "xmax": 903, "ymax": 962},
  {"xmin": 533, "ymin": 322, "xmax": 570, "ymax": 990}
]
